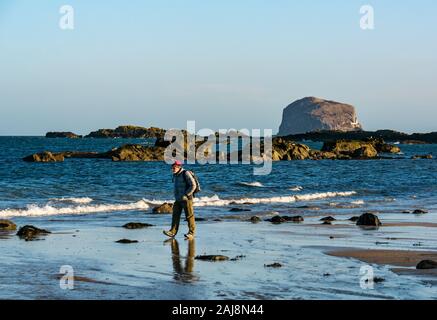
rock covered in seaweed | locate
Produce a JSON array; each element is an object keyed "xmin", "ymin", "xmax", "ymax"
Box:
[{"xmin": 16, "ymin": 225, "xmax": 51, "ymax": 241}]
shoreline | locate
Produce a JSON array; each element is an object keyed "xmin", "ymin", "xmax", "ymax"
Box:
[{"xmin": 2, "ymin": 206, "xmax": 437, "ymax": 299}]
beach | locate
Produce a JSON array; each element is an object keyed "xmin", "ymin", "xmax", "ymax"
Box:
[
  {"xmin": 1, "ymin": 211, "xmax": 437, "ymax": 299},
  {"xmin": 0, "ymin": 137, "xmax": 436, "ymax": 299}
]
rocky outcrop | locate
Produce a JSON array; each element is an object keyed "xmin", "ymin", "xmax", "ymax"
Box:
[
  {"xmin": 105, "ymin": 145, "xmax": 165, "ymax": 161},
  {"xmin": 86, "ymin": 126, "xmax": 165, "ymax": 139},
  {"xmin": 413, "ymin": 209, "xmax": 428, "ymax": 214},
  {"xmin": 266, "ymin": 215, "xmax": 304, "ymax": 224},
  {"xmin": 375, "ymin": 143, "xmax": 401, "ymax": 154},
  {"xmin": 195, "ymin": 255, "xmax": 229, "ymax": 261},
  {"xmin": 23, "ymin": 144, "xmax": 165, "ymax": 163},
  {"xmin": 46, "ymin": 132, "xmax": 82, "ymax": 138},
  {"xmin": 0, "ymin": 220, "xmax": 17, "ymax": 231},
  {"xmin": 278, "ymin": 129, "xmax": 437, "ymax": 144},
  {"xmin": 278, "ymin": 97, "xmax": 362, "ymax": 136},
  {"xmin": 62, "ymin": 151, "xmax": 102, "ymax": 159},
  {"xmin": 122, "ymin": 222, "xmax": 154, "ymax": 229},
  {"xmin": 16, "ymin": 225, "xmax": 51, "ymax": 241},
  {"xmin": 353, "ymin": 145, "xmax": 378, "ymax": 158},
  {"xmin": 116, "ymin": 239, "xmax": 139, "ymax": 244},
  {"xmin": 308, "ymin": 150, "xmax": 337, "ymax": 160},
  {"xmin": 322, "ymin": 140, "xmax": 373, "ymax": 154},
  {"xmin": 23, "ymin": 151, "xmax": 65, "ymax": 162}
]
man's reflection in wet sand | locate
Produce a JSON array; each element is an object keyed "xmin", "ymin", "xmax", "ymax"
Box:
[{"xmin": 166, "ymin": 239, "xmax": 198, "ymax": 283}]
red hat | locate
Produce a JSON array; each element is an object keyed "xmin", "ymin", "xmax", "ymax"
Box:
[{"xmin": 172, "ymin": 160, "xmax": 183, "ymax": 167}]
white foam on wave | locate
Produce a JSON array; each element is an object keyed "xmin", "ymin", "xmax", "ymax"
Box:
[
  {"xmin": 0, "ymin": 191, "xmax": 356, "ymax": 218},
  {"xmin": 50, "ymin": 197, "xmax": 94, "ymax": 204},
  {"xmin": 192, "ymin": 191, "xmax": 356, "ymax": 207},
  {"xmin": 289, "ymin": 186, "xmax": 303, "ymax": 192},
  {"xmin": 0, "ymin": 200, "xmax": 150, "ymax": 218},
  {"xmin": 351, "ymin": 200, "xmax": 364, "ymax": 205},
  {"xmin": 237, "ymin": 181, "xmax": 265, "ymax": 188}
]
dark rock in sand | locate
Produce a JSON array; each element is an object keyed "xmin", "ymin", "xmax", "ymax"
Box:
[
  {"xmin": 154, "ymin": 137, "xmax": 171, "ymax": 148},
  {"xmin": 416, "ymin": 260, "xmax": 437, "ymax": 270},
  {"xmin": 230, "ymin": 255, "xmax": 246, "ymax": 261},
  {"xmin": 375, "ymin": 143, "xmax": 401, "ymax": 154},
  {"xmin": 264, "ymin": 262, "xmax": 283, "ymax": 268},
  {"xmin": 320, "ymin": 216, "xmax": 336, "ymax": 222},
  {"xmin": 23, "ymin": 151, "xmax": 65, "ymax": 162},
  {"xmin": 17, "ymin": 225, "xmax": 51, "ymax": 241},
  {"xmin": 368, "ymin": 277, "xmax": 385, "ymax": 284},
  {"xmin": 195, "ymin": 218, "xmax": 207, "ymax": 222},
  {"xmin": 322, "ymin": 140, "xmax": 378, "ymax": 159},
  {"xmin": 0, "ymin": 220, "xmax": 17, "ymax": 231},
  {"xmin": 356, "ymin": 213, "xmax": 382, "ymax": 227},
  {"xmin": 271, "ymin": 138, "xmax": 311, "ymax": 161},
  {"xmin": 308, "ymin": 150, "xmax": 337, "ymax": 160},
  {"xmin": 152, "ymin": 202, "xmax": 174, "ymax": 214},
  {"xmin": 249, "ymin": 216, "xmax": 261, "ymax": 223},
  {"xmin": 213, "ymin": 219, "xmax": 222, "ymax": 222},
  {"xmin": 349, "ymin": 216, "xmax": 360, "ymax": 222},
  {"xmin": 122, "ymin": 222, "xmax": 154, "ymax": 229},
  {"xmin": 266, "ymin": 215, "xmax": 303, "ymax": 224},
  {"xmin": 266, "ymin": 216, "xmax": 286, "ymax": 224},
  {"xmin": 23, "ymin": 151, "xmax": 105, "ymax": 162},
  {"xmin": 229, "ymin": 207, "xmax": 251, "ymax": 212},
  {"xmin": 413, "ymin": 209, "xmax": 428, "ymax": 214},
  {"xmin": 195, "ymin": 255, "xmax": 229, "ymax": 262},
  {"xmin": 322, "ymin": 221, "xmax": 332, "ymax": 225},
  {"xmin": 284, "ymin": 215, "xmax": 304, "ymax": 223},
  {"xmin": 46, "ymin": 132, "xmax": 82, "ymax": 139},
  {"xmin": 116, "ymin": 239, "xmax": 139, "ymax": 244},
  {"xmin": 352, "ymin": 145, "xmax": 378, "ymax": 158},
  {"xmin": 61, "ymin": 151, "xmax": 102, "ymax": 159}
]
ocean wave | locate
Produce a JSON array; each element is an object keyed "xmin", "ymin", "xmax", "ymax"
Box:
[
  {"xmin": 0, "ymin": 200, "xmax": 150, "ymax": 218},
  {"xmin": 0, "ymin": 191, "xmax": 356, "ymax": 218},
  {"xmin": 237, "ymin": 181, "xmax": 265, "ymax": 188},
  {"xmin": 50, "ymin": 197, "xmax": 94, "ymax": 204}
]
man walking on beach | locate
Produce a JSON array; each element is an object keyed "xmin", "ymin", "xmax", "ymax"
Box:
[{"xmin": 163, "ymin": 160, "xmax": 196, "ymax": 240}]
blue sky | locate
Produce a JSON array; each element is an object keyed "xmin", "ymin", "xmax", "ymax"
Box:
[{"xmin": 1, "ymin": 0, "xmax": 436, "ymax": 135}]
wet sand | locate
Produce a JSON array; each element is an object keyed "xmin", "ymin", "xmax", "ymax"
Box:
[
  {"xmin": 383, "ymin": 222, "xmax": 437, "ymax": 228},
  {"xmin": 326, "ymin": 248, "xmax": 437, "ymax": 267},
  {"xmin": 2, "ymin": 208, "xmax": 437, "ymax": 299}
]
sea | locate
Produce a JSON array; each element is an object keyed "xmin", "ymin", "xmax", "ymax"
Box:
[{"xmin": 0, "ymin": 137, "xmax": 436, "ymax": 299}]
